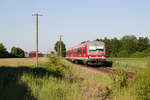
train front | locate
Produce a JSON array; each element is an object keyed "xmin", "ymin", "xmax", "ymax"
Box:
[{"xmin": 86, "ymin": 41, "xmax": 106, "ymax": 65}]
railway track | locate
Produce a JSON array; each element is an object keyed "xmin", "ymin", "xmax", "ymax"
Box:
[{"xmin": 72, "ymin": 62, "xmax": 135, "ymax": 79}]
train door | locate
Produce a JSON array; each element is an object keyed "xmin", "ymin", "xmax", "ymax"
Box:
[
  {"xmin": 81, "ymin": 47, "xmax": 83, "ymax": 57},
  {"xmin": 83, "ymin": 46, "xmax": 86, "ymax": 57}
]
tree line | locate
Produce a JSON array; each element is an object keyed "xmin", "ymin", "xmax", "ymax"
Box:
[
  {"xmin": 0, "ymin": 43, "xmax": 25, "ymax": 58},
  {"xmin": 1, "ymin": 35, "xmax": 150, "ymax": 58},
  {"xmin": 96, "ymin": 35, "xmax": 150, "ymax": 57},
  {"xmin": 54, "ymin": 35, "xmax": 150, "ymax": 58}
]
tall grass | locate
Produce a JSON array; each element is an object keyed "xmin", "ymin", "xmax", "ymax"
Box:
[
  {"xmin": 108, "ymin": 65, "xmax": 150, "ymax": 100},
  {"xmin": 21, "ymin": 74, "xmax": 81, "ymax": 100},
  {"xmin": 20, "ymin": 55, "xmax": 81, "ymax": 100},
  {"xmin": 0, "ymin": 55, "xmax": 81, "ymax": 100}
]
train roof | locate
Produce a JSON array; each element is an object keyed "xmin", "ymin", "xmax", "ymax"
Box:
[
  {"xmin": 87, "ymin": 41, "xmax": 105, "ymax": 45},
  {"xmin": 66, "ymin": 41, "xmax": 105, "ymax": 51}
]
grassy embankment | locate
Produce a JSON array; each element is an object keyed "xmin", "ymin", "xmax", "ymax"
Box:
[
  {"xmin": 105, "ymin": 57, "xmax": 150, "ymax": 100},
  {"xmin": 0, "ymin": 56, "xmax": 111, "ymax": 100}
]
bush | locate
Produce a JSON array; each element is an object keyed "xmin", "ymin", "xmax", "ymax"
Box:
[
  {"xmin": 130, "ymin": 51, "xmax": 146, "ymax": 58},
  {"xmin": 11, "ymin": 47, "xmax": 25, "ymax": 58},
  {"xmin": 117, "ymin": 50, "xmax": 129, "ymax": 57},
  {"xmin": 43, "ymin": 54, "xmax": 76, "ymax": 82},
  {"xmin": 109, "ymin": 68, "xmax": 128, "ymax": 97},
  {"xmin": 0, "ymin": 43, "xmax": 9, "ymax": 58},
  {"xmin": 109, "ymin": 67, "xmax": 150, "ymax": 100},
  {"xmin": 133, "ymin": 69, "xmax": 150, "ymax": 100}
]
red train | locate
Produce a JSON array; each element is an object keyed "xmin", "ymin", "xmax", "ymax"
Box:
[
  {"xmin": 66, "ymin": 41, "xmax": 107, "ymax": 66},
  {"xmin": 25, "ymin": 51, "xmax": 43, "ymax": 57}
]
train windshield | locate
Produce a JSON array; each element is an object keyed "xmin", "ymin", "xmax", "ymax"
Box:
[{"xmin": 88, "ymin": 45, "xmax": 104, "ymax": 55}]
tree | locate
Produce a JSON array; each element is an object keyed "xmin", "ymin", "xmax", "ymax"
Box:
[
  {"xmin": 0, "ymin": 43, "xmax": 9, "ymax": 58},
  {"xmin": 54, "ymin": 41, "xmax": 66, "ymax": 57},
  {"xmin": 120, "ymin": 35, "xmax": 137, "ymax": 56},
  {"xmin": 110, "ymin": 38, "xmax": 121, "ymax": 57},
  {"xmin": 137, "ymin": 37, "xmax": 150, "ymax": 52},
  {"xmin": 11, "ymin": 47, "xmax": 25, "ymax": 58},
  {"xmin": 117, "ymin": 50, "xmax": 129, "ymax": 57}
]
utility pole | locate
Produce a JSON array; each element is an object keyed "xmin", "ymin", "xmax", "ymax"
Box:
[
  {"xmin": 59, "ymin": 35, "xmax": 63, "ymax": 57},
  {"xmin": 32, "ymin": 13, "xmax": 43, "ymax": 67}
]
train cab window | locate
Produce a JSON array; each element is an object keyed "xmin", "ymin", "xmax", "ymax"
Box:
[{"xmin": 88, "ymin": 45, "xmax": 104, "ymax": 55}]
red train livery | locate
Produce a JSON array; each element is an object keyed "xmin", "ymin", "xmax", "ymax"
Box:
[{"xmin": 66, "ymin": 41, "xmax": 106, "ymax": 65}]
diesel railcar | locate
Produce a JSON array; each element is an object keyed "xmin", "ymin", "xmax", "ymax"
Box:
[{"xmin": 66, "ymin": 41, "xmax": 107, "ymax": 65}]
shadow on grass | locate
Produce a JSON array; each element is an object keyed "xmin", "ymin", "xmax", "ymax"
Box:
[{"xmin": 0, "ymin": 66, "xmax": 61, "ymax": 100}]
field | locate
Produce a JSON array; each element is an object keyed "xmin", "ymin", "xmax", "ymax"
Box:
[
  {"xmin": 0, "ymin": 56, "xmax": 112, "ymax": 100},
  {"xmin": 0, "ymin": 57, "xmax": 48, "ymax": 66},
  {"xmin": 108, "ymin": 57, "xmax": 150, "ymax": 72},
  {"xmin": 0, "ymin": 56, "xmax": 150, "ymax": 100}
]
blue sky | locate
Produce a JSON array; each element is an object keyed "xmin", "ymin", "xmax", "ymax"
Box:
[{"xmin": 0, "ymin": 0, "xmax": 150, "ymax": 53}]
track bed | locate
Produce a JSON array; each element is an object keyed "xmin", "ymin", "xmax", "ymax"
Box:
[{"xmin": 71, "ymin": 62, "xmax": 135, "ymax": 79}]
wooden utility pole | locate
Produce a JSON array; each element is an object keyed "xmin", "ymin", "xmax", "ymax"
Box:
[
  {"xmin": 32, "ymin": 13, "xmax": 43, "ymax": 66},
  {"xmin": 59, "ymin": 35, "xmax": 63, "ymax": 57}
]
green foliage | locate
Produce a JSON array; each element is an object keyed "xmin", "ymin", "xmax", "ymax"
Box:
[
  {"xmin": 46, "ymin": 54, "xmax": 73, "ymax": 78},
  {"xmin": 11, "ymin": 46, "xmax": 25, "ymax": 58},
  {"xmin": 120, "ymin": 35, "xmax": 137, "ymax": 55},
  {"xmin": 96, "ymin": 35, "xmax": 150, "ymax": 58},
  {"xmin": 109, "ymin": 64, "xmax": 150, "ymax": 100},
  {"xmin": 143, "ymin": 47, "xmax": 150, "ymax": 57},
  {"xmin": 0, "ymin": 66, "xmax": 46, "ymax": 100},
  {"xmin": 54, "ymin": 41, "xmax": 66, "ymax": 57},
  {"xmin": 21, "ymin": 74, "xmax": 80, "ymax": 100},
  {"xmin": 130, "ymin": 51, "xmax": 146, "ymax": 58},
  {"xmin": 0, "ymin": 43, "xmax": 9, "ymax": 58},
  {"xmin": 137, "ymin": 37, "xmax": 150, "ymax": 52},
  {"xmin": 108, "ymin": 68, "xmax": 129, "ymax": 99},
  {"xmin": 0, "ymin": 55, "xmax": 80, "ymax": 100},
  {"xmin": 110, "ymin": 68, "xmax": 128, "ymax": 90},
  {"xmin": 110, "ymin": 38, "xmax": 121, "ymax": 57},
  {"xmin": 117, "ymin": 50, "xmax": 129, "ymax": 57}
]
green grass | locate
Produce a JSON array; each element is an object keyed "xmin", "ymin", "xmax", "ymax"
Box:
[
  {"xmin": 104, "ymin": 57, "xmax": 150, "ymax": 100},
  {"xmin": 106, "ymin": 67, "xmax": 150, "ymax": 100},
  {"xmin": 0, "ymin": 55, "xmax": 112, "ymax": 100},
  {"xmin": 107, "ymin": 57, "xmax": 150, "ymax": 72},
  {"xmin": 21, "ymin": 74, "xmax": 81, "ymax": 100},
  {"xmin": 1, "ymin": 56, "xmax": 150, "ymax": 100}
]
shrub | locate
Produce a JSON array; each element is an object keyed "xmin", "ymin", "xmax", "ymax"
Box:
[
  {"xmin": 0, "ymin": 43, "xmax": 9, "ymax": 58},
  {"xmin": 110, "ymin": 67, "xmax": 150, "ymax": 100},
  {"xmin": 117, "ymin": 50, "xmax": 129, "ymax": 57},
  {"xmin": 110, "ymin": 68, "xmax": 128, "ymax": 89},
  {"xmin": 133, "ymin": 68, "xmax": 150, "ymax": 100},
  {"xmin": 130, "ymin": 51, "xmax": 146, "ymax": 58},
  {"xmin": 11, "ymin": 47, "xmax": 25, "ymax": 58},
  {"xmin": 45, "ymin": 55, "xmax": 71, "ymax": 78},
  {"xmin": 108, "ymin": 68, "xmax": 129, "ymax": 99}
]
